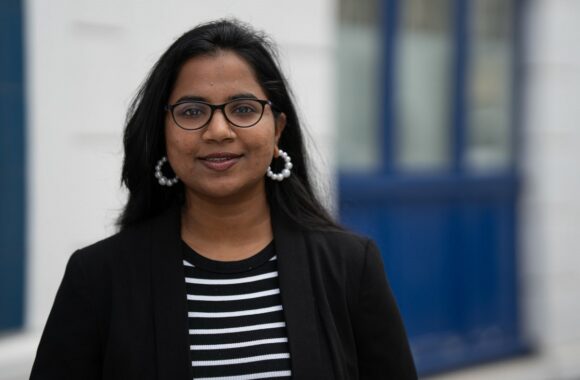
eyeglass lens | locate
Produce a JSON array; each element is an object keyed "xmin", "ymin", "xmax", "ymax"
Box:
[{"xmin": 172, "ymin": 99, "xmax": 265, "ymax": 130}]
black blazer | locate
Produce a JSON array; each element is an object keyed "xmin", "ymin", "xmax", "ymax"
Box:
[{"xmin": 31, "ymin": 206, "xmax": 417, "ymax": 379}]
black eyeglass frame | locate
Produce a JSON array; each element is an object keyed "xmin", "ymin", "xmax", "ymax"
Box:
[{"xmin": 164, "ymin": 98, "xmax": 274, "ymax": 131}]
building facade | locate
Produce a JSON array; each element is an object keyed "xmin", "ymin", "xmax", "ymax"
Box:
[{"xmin": 1, "ymin": 0, "xmax": 579, "ymax": 378}]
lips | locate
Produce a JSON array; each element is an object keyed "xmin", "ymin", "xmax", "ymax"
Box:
[{"xmin": 199, "ymin": 152, "xmax": 242, "ymax": 171}]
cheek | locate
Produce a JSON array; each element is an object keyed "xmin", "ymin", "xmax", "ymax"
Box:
[
  {"xmin": 165, "ymin": 127, "xmax": 196, "ymax": 173},
  {"xmin": 164, "ymin": 123, "xmax": 176, "ymax": 153},
  {"xmin": 250, "ymin": 132, "xmax": 277, "ymax": 163},
  {"xmin": 253, "ymin": 148, "xmax": 273, "ymax": 173}
]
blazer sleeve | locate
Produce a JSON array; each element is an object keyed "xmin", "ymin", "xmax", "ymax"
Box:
[
  {"xmin": 30, "ymin": 250, "xmax": 102, "ymax": 380},
  {"xmin": 353, "ymin": 239, "xmax": 417, "ymax": 379}
]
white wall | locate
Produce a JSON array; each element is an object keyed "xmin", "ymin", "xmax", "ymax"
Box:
[
  {"xmin": 0, "ymin": 1, "xmax": 336, "ymax": 378},
  {"xmin": 522, "ymin": 0, "xmax": 580, "ymax": 373}
]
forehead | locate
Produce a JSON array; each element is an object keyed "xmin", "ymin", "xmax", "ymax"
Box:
[{"xmin": 169, "ymin": 51, "xmax": 266, "ymax": 102}]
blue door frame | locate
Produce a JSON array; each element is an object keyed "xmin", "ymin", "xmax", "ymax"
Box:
[
  {"xmin": 0, "ymin": 0, "xmax": 26, "ymax": 332},
  {"xmin": 339, "ymin": 0, "xmax": 526, "ymax": 374}
]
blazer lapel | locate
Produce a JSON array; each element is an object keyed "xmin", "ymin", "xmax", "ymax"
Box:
[
  {"xmin": 150, "ymin": 206, "xmax": 191, "ymax": 379},
  {"xmin": 272, "ymin": 210, "xmax": 324, "ymax": 378},
  {"xmin": 147, "ymin": 205, "xmax": 325, "ymax": 379}
]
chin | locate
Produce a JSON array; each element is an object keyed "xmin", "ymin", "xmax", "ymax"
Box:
[{"xmin": 189, "ymin": 180, "xmax": 265, "ymax": 202}]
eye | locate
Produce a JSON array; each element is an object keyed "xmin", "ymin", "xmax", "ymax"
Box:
[
  {"xmin": 175, "ymin": 103, "xmax": 208, "ymax": 119},
  {"xmin": 235, "ymin": 106, "xmax": 255, "ymax": 113},
  {"xmin": 184, "ymin": 108, "xmax": 201, "ymax": 116},
  {"xmin": 230, "ymin": 101, "xmax": 259, "ymax": 114}
]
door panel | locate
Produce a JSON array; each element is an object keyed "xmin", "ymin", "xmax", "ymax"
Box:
[
  {"xmin": 0, "ymin": 0, "xmax": 26, "ymax": 332},
  {"xmin": 339, "ymin": 176, "xmax": 522, "ymax": 373}
]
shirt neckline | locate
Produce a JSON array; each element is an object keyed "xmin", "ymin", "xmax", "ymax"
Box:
[{"xmin": 181, "ymin": 240, "xmax": 275, "ymax": 274}]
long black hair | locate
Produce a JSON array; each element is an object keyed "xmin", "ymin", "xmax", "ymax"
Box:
[{"xmin": 118, "ymin": 19, "xmax": 339, "ymax": 231}]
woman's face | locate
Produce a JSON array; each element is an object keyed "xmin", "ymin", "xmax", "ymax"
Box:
[{"xmin": 165, "ymin": 50, "xmax": 285, "ymax": 203}]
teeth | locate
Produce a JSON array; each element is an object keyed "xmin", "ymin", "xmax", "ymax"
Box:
[{"xmin": 206, "ymin": 157, "xmax": 231, "ymax": 162}]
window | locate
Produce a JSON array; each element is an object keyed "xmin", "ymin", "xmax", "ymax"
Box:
[{"xmin": 336, "ymin": 0, "xmax": 382, "ymax": 172}]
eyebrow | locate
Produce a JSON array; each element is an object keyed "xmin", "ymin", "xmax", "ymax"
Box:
[{"xmin": 174, "ymin": 93, "xmax": 258, "ymax": 103}]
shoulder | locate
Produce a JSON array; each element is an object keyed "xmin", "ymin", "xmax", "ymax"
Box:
[
  {"xmin": 305, "ymin": 227, "xmax": 374, "ymax": 260},
  {"xmin": 70, "ymin": 217, "xmax": 156, "ymax": 269},
  {"xmin": 295, "ymin": 227, "xmax": 389, "ymax": 318},
  {"xmin": 301, "ymin": 227, "xmax": 379, "ymax": 278}
]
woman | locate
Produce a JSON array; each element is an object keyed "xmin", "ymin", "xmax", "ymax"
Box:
[{"xmin": 31, "ymin": 19, "xmax": 417, "ymax": 379}]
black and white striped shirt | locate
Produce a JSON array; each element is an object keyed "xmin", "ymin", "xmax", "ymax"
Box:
[{"xmin": 182, "ymin": 241, "xmax": 292, "ymax": 380}]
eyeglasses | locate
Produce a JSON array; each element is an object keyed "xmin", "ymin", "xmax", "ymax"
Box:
[{"xmin": 165, "ymin": 98, "xmax": 273, "ymax": 131}]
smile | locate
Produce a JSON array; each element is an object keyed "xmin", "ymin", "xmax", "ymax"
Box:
[{"xmin": 199, "ymin": 153, "xmax": 242, "ymax": 172}]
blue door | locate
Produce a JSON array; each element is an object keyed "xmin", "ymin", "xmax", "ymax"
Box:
[
  {"xmin": 337, "ymin": 0, "xmax": 524, "ymax": 373},
  {"xmin": 0, "ymin": 0, "xmax": 26, "ymax": 332}
]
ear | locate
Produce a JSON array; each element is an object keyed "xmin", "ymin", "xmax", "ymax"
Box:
[{"xmin": 273, "ymin": 112, "xmax": 287, "ymax": 157}]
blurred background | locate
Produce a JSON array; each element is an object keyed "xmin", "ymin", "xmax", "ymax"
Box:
[{"xmin": 1, "ymin": 0, "xmax": 579, "ymax": 379}]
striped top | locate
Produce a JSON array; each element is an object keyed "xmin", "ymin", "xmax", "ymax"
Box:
[{"xmin": 182, "ymin": 241, "xmax": 292, "ymax": 380}]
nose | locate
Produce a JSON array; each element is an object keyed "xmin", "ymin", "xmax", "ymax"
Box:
[{"xmin": 201, "ymin": 108, "xmax": 235, "ymax": 142}]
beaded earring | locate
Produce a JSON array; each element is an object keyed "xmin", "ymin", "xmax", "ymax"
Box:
[
  {"xmin": 266, "ymin": 149, "xmax": 293, "ymax": 182},
  {"xmin": 154, "ymin": 156, "xmax": 179, "ymax": 186}
]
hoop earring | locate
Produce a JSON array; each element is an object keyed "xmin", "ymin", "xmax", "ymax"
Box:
[
  {"xmin": 154, "ymin": 156, "xmax": 179, "ymax": 186},
  {"xmin": 266, "ymin": 149, "xmax": 293, "ymax": 182}
]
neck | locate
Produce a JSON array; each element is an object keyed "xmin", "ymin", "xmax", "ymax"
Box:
[{"xmin": 181, "ymin": 186, "xmax": 273, "ymax": 261}]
